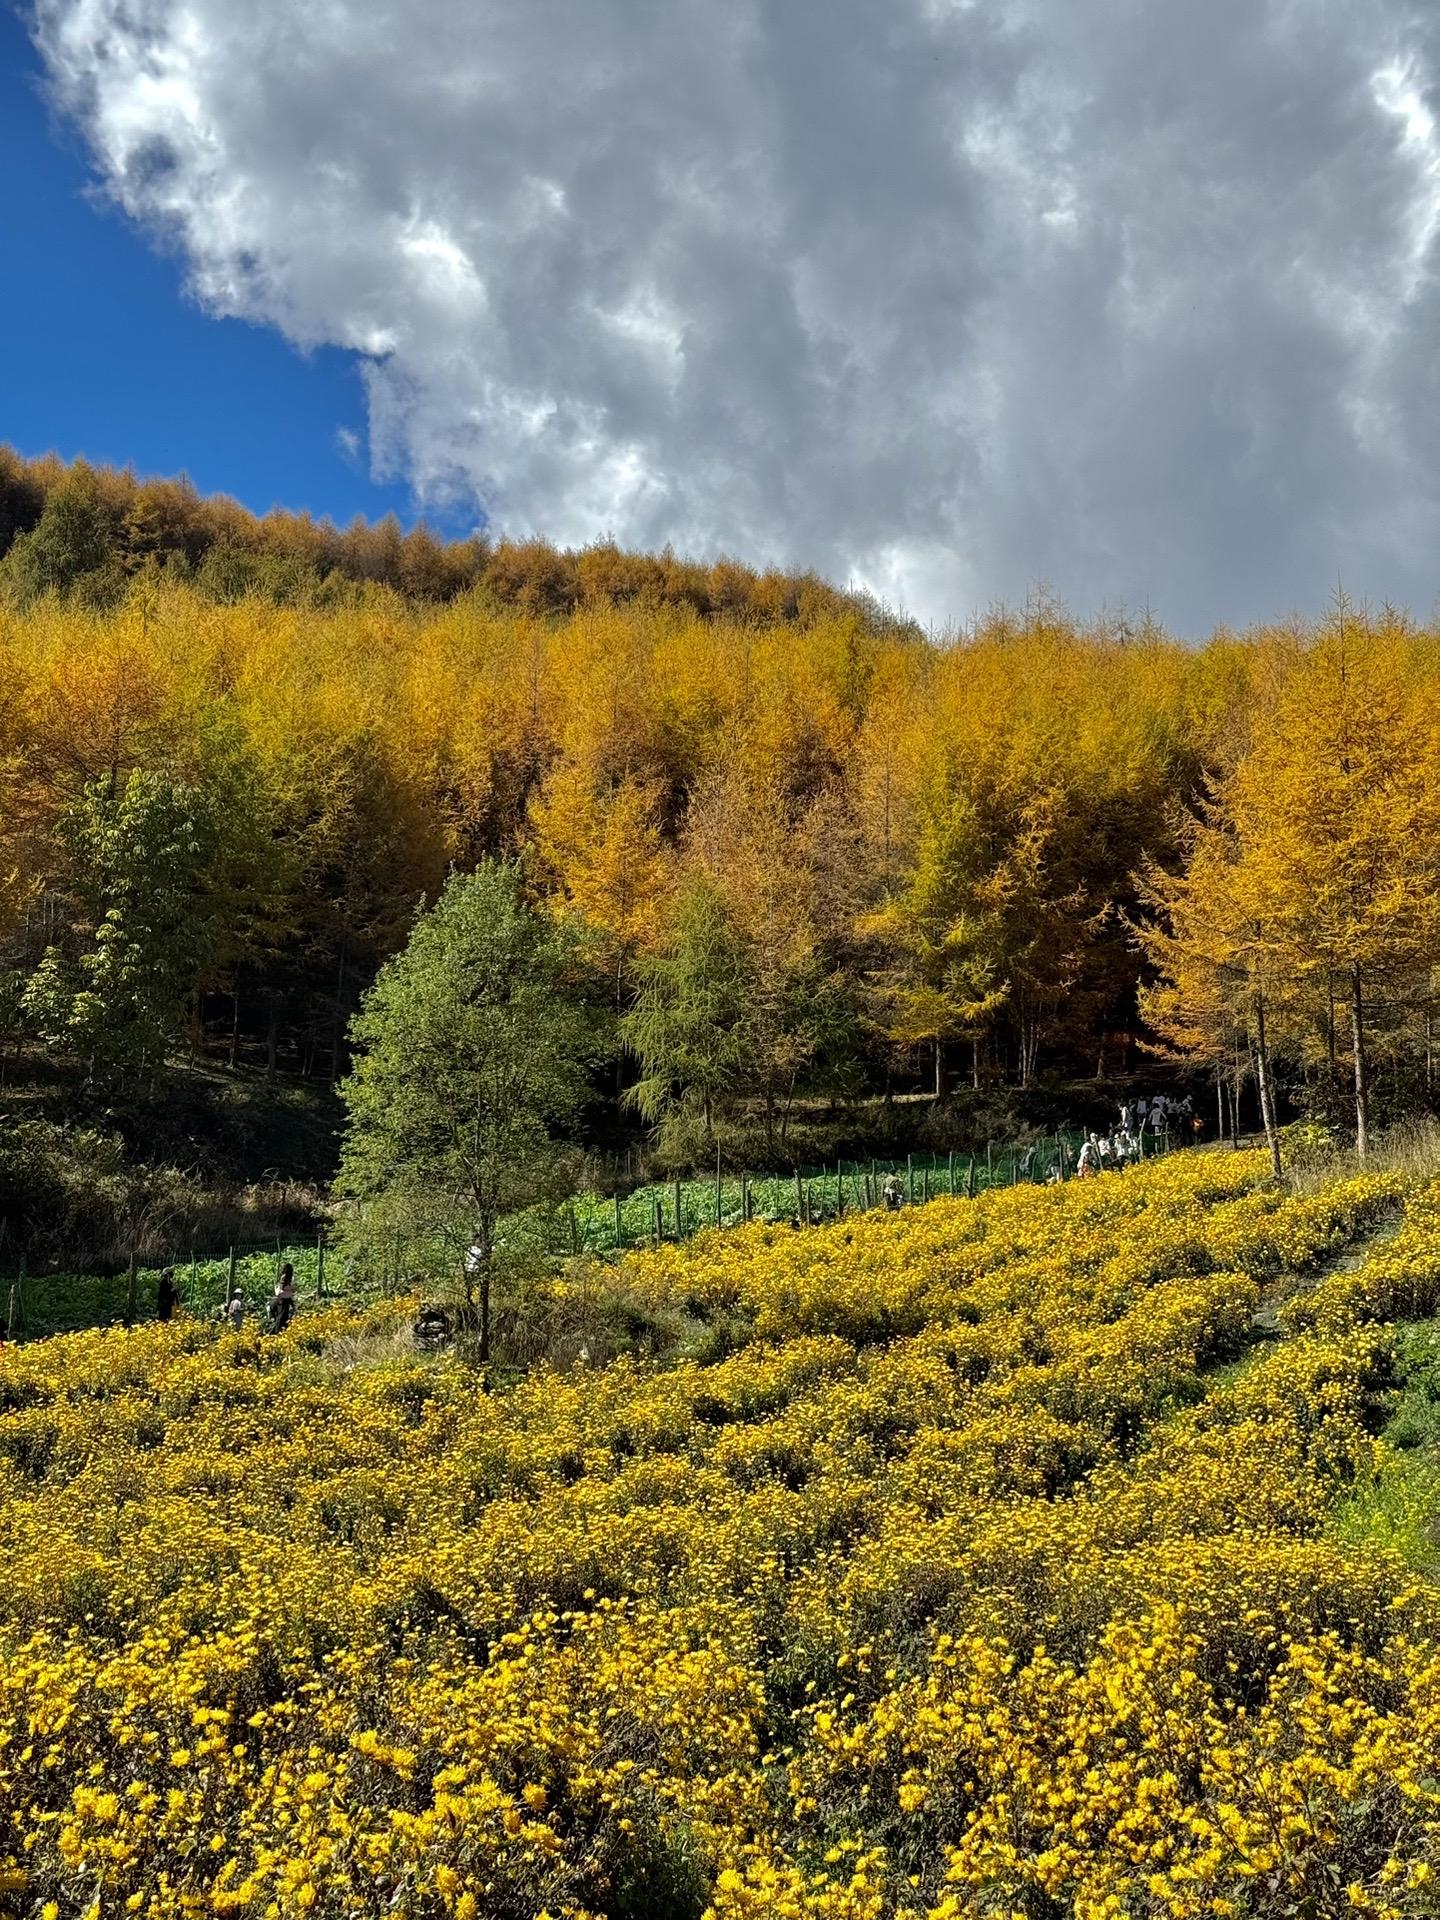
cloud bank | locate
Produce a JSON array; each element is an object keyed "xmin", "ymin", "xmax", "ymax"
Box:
[{"xmin": 31, "ymin": 0, "xmax": 1440, "ymax": 631}]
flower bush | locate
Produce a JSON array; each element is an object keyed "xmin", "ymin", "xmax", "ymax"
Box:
[{"xmin": 2, "ymin": 1152, "xmax": 1438, "ymax": 1919}]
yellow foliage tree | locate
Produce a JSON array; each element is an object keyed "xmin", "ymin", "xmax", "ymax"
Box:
[
  {"xmin": 1135, "ymin": 803, "xmax": 1288, "ymax": 1178},
  {"xmin": 529, "ymin": 762, "xmax": 671, "ymax": 1011},
  {"xmin": 1140, "ymin": 601, "xmax": 1440, "ymax": 1162},
  {"xmin": 1229, "ymin": 606, "xmax": 1440, "ymax": 1157}
]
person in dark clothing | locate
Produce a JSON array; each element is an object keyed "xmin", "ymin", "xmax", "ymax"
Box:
[
  {"xmin": 156, "ymin": 1268, "xmax": 179, "ymax": 1322},
  {"xmin": 268, "ymin": 1263, "xmax": 297, "ymax": 1333}
]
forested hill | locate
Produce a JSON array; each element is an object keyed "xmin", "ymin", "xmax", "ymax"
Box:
[
  {"xmin": 1, "ymin": 553, "xmax": 1195, "ymax": 1120},
  {"xmin": 3, "ymin": 451, "xmax": 1436, "ymax": 1193},
  {"xmin": 0, "ymin": 448, "xmax": 910, "ymax": 628}
]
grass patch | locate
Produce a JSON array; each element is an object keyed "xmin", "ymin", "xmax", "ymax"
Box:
[
  {"xmin": 1331, "ymin": 1447, "xmax": 1440, "ymax": 1573},
  {"xmin": 1286, "ymin": 1116, "xmax": 1440, "ymax": 1195},
  {"xmin": 1330, "ymin": 1314, "xmax": 1440, "ymax": 1574}
]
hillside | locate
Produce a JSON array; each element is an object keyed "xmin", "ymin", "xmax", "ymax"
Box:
[
  {"xmin": 0, "ymin": 466, "xmax": 1225, "ymax": 1220},
  {"xmin": 5, "ymin": 1150, "xmax": 1440, "ymax": 1917},
  {"xmin": 6, "ymin": 459, "xmax": 1440, "ymax": 1287}
]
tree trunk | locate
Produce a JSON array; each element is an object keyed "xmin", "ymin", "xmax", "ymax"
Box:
[
  {"xmin": 780, "ymin": 1069, "xmax": 799, "ymax": 1146},
  {"xmin": 933, "ymin": 1037, "xmax": 945, "ymax": 1101},
  {"xmin": 1326, "ymin": 976, "xmax": 1336, "ymax": 1066},
  {"xmin": 330, "ymin": 940, "xmax": 348, "ymax": 1084},
  {"xmin": 1020, "ymin": 1018, "xmax": 1040, "ymax": 1088},
  {"xmin": 470, "ymin": 1218, "xmax": 494, "ymax": 1362},
  {"xmin": 1350, "ymin": 966, "xmax": 1369, "ymax": 1161},
  {"xmin": 613, "ymin": 949, "xmax": 627, "ymax": 1102},
  {"xmin": 1252, "ymin": 990, "xmax": 1283, "ymax": 1183},
  {"xmin": 479, "ymin": 1266, "xmax": 491, "ymax": 1363}
]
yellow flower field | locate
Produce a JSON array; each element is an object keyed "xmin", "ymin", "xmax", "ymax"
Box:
[{"xmin": 4, "ymin": 1151, "xmax": 1440, "ymax": 1920}]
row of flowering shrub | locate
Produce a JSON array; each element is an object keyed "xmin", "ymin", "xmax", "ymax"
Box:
[{"xmin": 1, "ymin": 1151, "xmax": 1435, "ymax": 1919}]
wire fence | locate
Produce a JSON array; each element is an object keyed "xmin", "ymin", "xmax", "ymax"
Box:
[
  {"xmin": 1, "ymin": 1232, "xmax": 334, "ymax": 1344},
  {"xmin": 568, "ymin": 1126, "xmax": 1181, "ymax": 1253},
  {"xmin": 3, "ymin": 1126, "xmax": 1183, "ymax": 1342}
]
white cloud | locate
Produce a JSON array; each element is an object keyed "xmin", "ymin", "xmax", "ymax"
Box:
[{"xmin": 30, "ymin": 0, "xmax": 1440, "ymax": 632}]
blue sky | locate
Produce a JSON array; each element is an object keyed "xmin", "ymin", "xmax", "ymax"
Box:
[
  {"xmin": 0, "ymin": 6, "xmax": 465, "ymax": 534},
  {"xmin": 12, "ymin": 0, "xmax": 1440, "ymax": 629}
]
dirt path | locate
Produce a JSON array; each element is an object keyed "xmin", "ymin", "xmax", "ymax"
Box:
[{"xmin": 1248, "ymin": 1207, "xmax": 1405, "ymax": 1336}]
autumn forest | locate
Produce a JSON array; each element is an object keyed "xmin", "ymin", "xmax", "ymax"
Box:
[{"xmin": 2, "ymin": 451, "xmax": 1437, "ymax": 1212}]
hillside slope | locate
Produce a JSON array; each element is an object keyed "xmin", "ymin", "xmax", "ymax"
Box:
[{"xmin": 3, "ymin": 1153, "xmax": 1439, "ymax": 1918}]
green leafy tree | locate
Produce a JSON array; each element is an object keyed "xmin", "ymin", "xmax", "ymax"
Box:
[
  {"xmin": 623, "ymin": 875, "xmax": 857, "ymax": 1161},
  {"xmin": 336, "ymin": 862, "xmax": 596, "ymax": 1358},
  {"xmin": 0, "ymin": 468, "xmax": 124, "ymax": 607},
  {"xmin": 859, "ymin": 782, "xmax": 1007, "ymax": 1094},
  {"xmin": 623, "ymin": 877, "xmax": 754, "ymax": 1160},
  {"xmin": 22, "ymin": 770, "xmax": 221, "ymax": 1079}
]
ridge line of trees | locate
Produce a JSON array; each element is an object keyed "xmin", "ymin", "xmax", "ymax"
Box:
[{"xmin": 0, "ymin": 448, "xmax": 915, "ymax": 631}]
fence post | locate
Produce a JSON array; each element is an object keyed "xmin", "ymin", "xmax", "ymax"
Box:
[
  {"xmin": 614, "ymin": 1193, "xmax": 623, "ymax": 1250},
  {"xmin": 906, "ymin": 1152, "xmax": 914, "ymax": 1204},
  {"xmin": 948, "ymin": 1150, "xmax": 955, "ymax": 1196},
  {"xmin": 795, "ymin": 1168, "xmax": 804, "ymax": 1220},
  {"xmin": 673, "ymin": 1178, "xmax": 683, "ymax": 1239},
  {"xmin": 652, "ymin": 1196, "xmax": 662, "ymax": 1247},
  {"xmin": 126, "ymin": 1250, "xmax": 138, "ymax": 1327},
  {"xmin": 743, "ymin": 1173, "xmax": 752, "ymax": 1223},
  {"xmin": 923, "ymin": 1164, "xmax": 931, "ymax": 1203},
  {"xmin": 5, "ymin": 1245, "xmax": 23, "ymax": 1339},
  {"xmin": 227, "ymin": 1246, "xmax": 238, "ymax": 1305},
  {"xmin": 967, "ymin": 1158, "xmax": 978, "ymax": 1199}
]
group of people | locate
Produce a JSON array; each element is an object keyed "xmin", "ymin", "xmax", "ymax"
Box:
[
  {"xmin": 153, "ymin": 1262, "xmax": 299, "ymax": 1332},
  {"xmin": 1074, "ymin": 1093, "xmax": 1199, "ymax": 1178}
]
